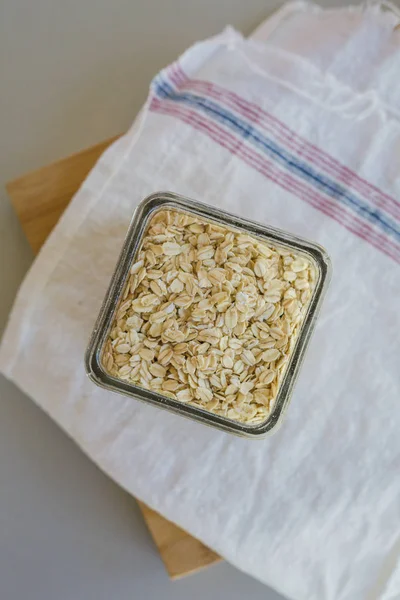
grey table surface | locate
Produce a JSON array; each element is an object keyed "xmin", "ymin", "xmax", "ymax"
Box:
[{"xmin": 0, "ymin": 1, "xmax": 355, "ymax": 599}]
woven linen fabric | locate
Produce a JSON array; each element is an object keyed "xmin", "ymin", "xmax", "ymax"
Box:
[{"xmin": 1, "ymin": 4, "xmax": 400, "ymax": 599}]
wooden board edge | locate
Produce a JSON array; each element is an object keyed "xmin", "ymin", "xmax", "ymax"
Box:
[
  {"xmin": 137, "ymin": 502, "xmax": 221, "ymax": 579},
  {"xmin": 6, "ymin": 136, "xmax": 119, "ymax": 195}
]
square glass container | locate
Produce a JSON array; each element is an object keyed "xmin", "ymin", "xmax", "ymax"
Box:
[{"xmin": 85, "ymin": 191, "xmax": 331, "ymax": 438}]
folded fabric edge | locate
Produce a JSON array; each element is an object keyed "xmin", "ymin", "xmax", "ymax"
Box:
[{"xmin": 249, "ymin": 2, "xmax": 400, "ymax": 123}]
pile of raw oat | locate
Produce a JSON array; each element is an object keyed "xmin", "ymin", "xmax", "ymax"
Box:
[{"xmin": 103, "ymin": 209, "xmax": 316, "ymax": 424}]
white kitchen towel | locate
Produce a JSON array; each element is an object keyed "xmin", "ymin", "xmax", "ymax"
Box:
[{"xmin": 1, "ymin": 3, "xmax": 400, "ymax": 599}]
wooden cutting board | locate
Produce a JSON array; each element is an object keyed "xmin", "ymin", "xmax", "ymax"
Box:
[{"xmin": 6, "ymin": 136, "xmax": 221, "ymax": 579}]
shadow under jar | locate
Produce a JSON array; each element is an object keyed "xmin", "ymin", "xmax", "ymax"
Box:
[{"xmin": 85, "ymin": 192, "xmax": 331, "ymax": 438}]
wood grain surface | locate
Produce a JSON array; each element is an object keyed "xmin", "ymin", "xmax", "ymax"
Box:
[
  {"xmin": 7, "ymin": 137, "xmax": 119, "ymax": 254},
  {"xmin": 6, "ymin": 137, "xmax": 221, "ymax": 579}
]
